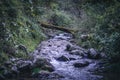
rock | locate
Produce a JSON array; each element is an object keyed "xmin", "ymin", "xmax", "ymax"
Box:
[
  {"xmin": 80, "ymin": 34, "xmax": 89, "ymax": 41},
  {"xmin": 3, "ymin": 70, "xmax": 15, "ymax": 78},
  {"xmin": 41, "ymin": 65, "xmax": 55, "ymax": 72},
  {"xmin": 18, "ymin": 78, "xmax": 25, "ymax": 80},
  {"xmin": 69, "ymin": 57, "xmax": 76, "ymax": 60},
  {"xmin": 88, "ymin": 48, "xmax": 100, "ymax": 59},
  {"xmin": 32, "ymin": 70, "xmax": 50, "ymax": 78},
  {"xmin": 18, "ymin": 63, "xmax": 31, "ymax": 72},
  {"xmin": 3, "ymin": 45, "xmax": 16, "ymax": 56},
  {"xmin": 11, "ymin": 65, "xmax": 19, "ymax": 74},
  {"xmin": 47, "ymin": 72, "xmax": 64, "ymax": 79},
  {"xmin": 36, "ymin": 71, "xmax": 63, "ymax": 80},
  {"xmin": 69, "ymin": 39, "xmax": 76, "ymax": 43},
  {"xmin": 65, "ymin": 44, "xmax": 83, "ymax": 52},
  {"xmin": 33, "ymin": 58, "xmax": 55, "ymax": 72},
  {"xmin": 65, "ymin": 44, "xmax": 75, "ymax": 51},
  {"xmin": 0, "ymin": 66, "xmax": 6, "ymax": 71},
  {"xmin": 54, "ymin": 33, "xmax": 71, "ymax": 40},
  {"xmin": 69, "ymin": 50, "xmax": 85, "ymax": 56},
  {"xmin": 100, "ymin": 52, "xmax": 107, "ymax": 58},
  {"xmin": 47, "ymin": 34, "xmax": 54, "ymax": 38},
  {"xmin": 18, "ymin": 44, "xmax": 28, "ymax": 54},
  {"xmin": 56, "ymin": 55, "xmax": 69, "ymax": 61},
  {"xmin": 73, "ymin": 60, "xmax": 89, "ymax": 68},
  {"xmin": 33, "ymin": 58, "xmax": 49, "ymax": 67},
  {"xmin": 37, "ymin": 71, "xmax": 51, "ymax": 79},
  {"xmin": 4, "ymin": 61, "xmax": 12, "ymax": 67},
  {"xmin": 17, "ymin": 60, "xmax": 32, "ymax": 72},
  {"xmin": 0, "ymin": 75, "xmax": 5, "ymax": 80},
  {"xmin": 48, "ymin": 44, "xmax": 52, "ymax": 47}
]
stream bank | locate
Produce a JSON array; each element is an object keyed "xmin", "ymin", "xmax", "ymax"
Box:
[{"xmin": 0, "ymin": 33, "xmax": 119, "ymax": 80}]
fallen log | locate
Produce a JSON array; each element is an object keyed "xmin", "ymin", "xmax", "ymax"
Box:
[{"xmin": 38, "ymin": 22, "xmax": 78, "ymax": 35}]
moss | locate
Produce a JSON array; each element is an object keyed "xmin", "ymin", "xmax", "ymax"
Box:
[
  {"xmin": 32, "ymin": 68, "xmax": 41, "ymax": 74},
  {"xmin": 0, "ymin": 0, "xmax": 47, "ymax": 61},
  {"xmin": 0, "ymin": 52, "xmax": 9, "ymax": 63}
]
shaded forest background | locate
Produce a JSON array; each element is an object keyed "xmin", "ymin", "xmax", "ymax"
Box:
[{"xmin": 0, "ymin": 0, "xmax": 120, "ymax": 73}]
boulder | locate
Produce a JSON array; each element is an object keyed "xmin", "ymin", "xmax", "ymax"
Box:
[
  {"xmin": 80, "ymin": 34, "xmax": 89, "ymax": 41},
  {"xmin": 54, "ymin": 33, "xmax": 71, "ymax": 40},
  {"xmin": 65, "ymin": 44, "xmax": 84, "ymax": 52},
  {"xmin": 73, "ymin": 60, "xmax": 89, "ymax": 68},
  {"xmin": 33, "ymin": 58, "xmax": 50, "ymax": 67},
  {"xmin": 34, "ymin": 71, "xmax": 63, "ymax": 80},
  {"xmin": 100, "ymin": 52, "xmax": 107, "ymax": 58},
  {"xmin": 18, "ymin": 63, "xmax": 31, "ymax": 72},
  {"xmin": 17, "ymin": 60, "xmax": 33, "ymax": 73},
  {"xmin": 3, "ymin": 70, "xmax": 15, "ymax": 78},
  {"xmin": 32, "ymin": 70, "xmax": 50, "ymax": 78},
  {"xmin": 69, "ymin": 57, "xmax": 76, "ymax": 60},
  {"xmin": 69, "ymin": 50, "xmax": 85, "ymax": 56},
  {"xmin": 17, "ymin": 44, "xmax": 28, "ymax": 55},
  {"xmin": 0, "ymin": 75, "xmax": 5, "ymax": 80},
  {"xmin": 33, "ymin": 58, "xmax": 55, "ymax": 72},
  {"xmin": 88, "ymin": 48, "xmax": 100, "ymax": 59},
  {"xmin": 56, "ymin": 55, "xmax": 69, "ymax": 61},
  {"xmin": 11, "ymin": 65, "xmax": 19, "ymax": 74},
  {"xmin": 65, "ymin": 44, "xmax": 78, "ymax": 51},
  {"xmin": 4, "ymin": 61, "xmax": 12, "ymax": 67},
  {"xmin": 41, "ymin": 65, "xmax": 55, "ymax": 72},
  {"xmin": 65, "ymin": 44, "xmax": 72, "ymax": 51},
  {"xmin": 0, "ymin": 66, "xmax": 6, "ymax": 71}
]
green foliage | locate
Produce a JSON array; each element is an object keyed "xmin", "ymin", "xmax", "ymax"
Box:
[
  {"xmin": 0, "ymin": 52, "xmax": 9, "ymax": 63},
  {"xmin": 32, "ymin": 68, "xmax": 41, "ymax": 74},
  {"xmin": 84, "ymin": 0, "xmax": 120, "ymax": 51},
  {"xmin": 50, "ymin": 10, "xmax": 73, "ymax": 27},
  {"xmin": 81, "ymin": 0, "xmax": 120, "ymax": 72},
  {"xmin": 0, "ymin": 0, "xmax": 119, "ymax": 75},
  {"xmin": 0, "ymin": 0, "xmax": 45, "ymax": 61}
]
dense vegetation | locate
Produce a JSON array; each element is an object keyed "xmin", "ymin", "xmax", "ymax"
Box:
[
  {"xmin": 0, "ymin": 0, "xmax": 120, "ymax": 73},
  {"xmin": 83, "ymin": 0, "xmax": 120, "ymax": 73}
]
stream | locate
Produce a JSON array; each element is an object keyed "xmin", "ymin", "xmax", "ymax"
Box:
[
  {"xmin": 2, "ymin": 33, "xmax": 120, "ymax": 80},
  {"xmin": 32, "ymin": 33, "xmax": 103, "ymax": 80}
]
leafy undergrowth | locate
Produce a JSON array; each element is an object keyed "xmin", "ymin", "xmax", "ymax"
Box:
[{"xmin": 0, "ymin": 0, "xmax": 120, "ymax": 74}]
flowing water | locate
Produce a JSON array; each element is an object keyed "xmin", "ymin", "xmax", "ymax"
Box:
[
  {"xmin": 33, "ymin": 33, "xmax": 103, "ymax": 80},
  {"xmin": 9, "ymin": 33, "xmax": 120, "ymax": 80}
]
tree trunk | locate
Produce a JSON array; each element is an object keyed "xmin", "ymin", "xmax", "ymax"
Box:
[{"xmin": 39, "ymin": 22, "xmax": 77, "ymax": 35}]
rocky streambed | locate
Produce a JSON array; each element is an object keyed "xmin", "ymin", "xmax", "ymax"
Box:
[
  {"xmin": 33, "ymin": 33, "xmax": 104, "ymax": 80},
  {"xmin": 0, "ymin": 33, "xmax": 108, "ymax": 80}
]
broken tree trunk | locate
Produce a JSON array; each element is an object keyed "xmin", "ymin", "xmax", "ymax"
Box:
[{"xmin": 39, "ymin": 22, "xmax": 78, "ymax": 35}]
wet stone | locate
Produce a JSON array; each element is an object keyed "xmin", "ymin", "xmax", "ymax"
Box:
[
  {"xmin": 18, "ymin": 63, "xmax": 31, "ymax": 72},
  {"xmin": 4, "ymin": 61, "xmax": 12, "ymax": 67},
  {"xmin": 1, "ymin": 33, "xmax": 104, "ymax": 80},
  {"xmin": 11, "ymin": 65, "xmax": 19, "ymax": 74},
  {"xmin": 41, "ymin": 65, "xmax": 55, "ymax": 72},
  {"xmin": 3, "ymin": 71, "xmax": 15, "ymax": 78},
  {"xmin": 32, "ymin": 70, "xmax": 50, "ymax": 78},
  {"xmin": 0, "ymin": 66, "xmax": 6, "ymax": 71},
  {"xmin": 48, "ymin": 44, "xmax": 52, "ymax": 47},
  {"xmin": 65, "ymin": 44, "xmax": 73, "ymax": 51},
  {"xmin": 56, "ymin": 55, "xmax": 69, "ymax": 61},
  {"xmin": 33, "ymin": 58, "xmax": 55, "ymax": 72},
  {"xmin": 100, "ymin": 52, "xmax": 107, "ymax": 58},
  {"xmin": 88, "ymin": 48, "xmax": 101, "ymax": 59},
  {"xmin": 69, "ymin": 57, "xmax": 76, "ymax": 60},
  {"xmin": 0, "ymin": 75, "xmax": 5, "ymax": 80},
  {"xmin": 37, "ymin": 71, "xmax": 63, "ymax": 80},
  {"xmin": 69, "ymin": 50, "xmax": 85, "ymax": 56},
  {"xmin": 73, "ymin": 60, "xmax": 89, "ymax": 68}
]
